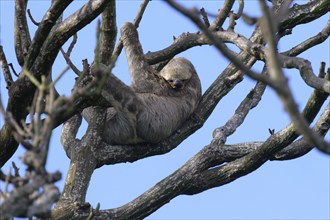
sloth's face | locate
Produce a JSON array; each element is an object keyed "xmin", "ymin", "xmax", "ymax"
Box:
[
  {"xmin": 163, "ymin": 74, "xmax": 190, "ymax": 90},
  {"xmin": 159, "ymin": 57, "xmax": 194, "ymax": 90}
]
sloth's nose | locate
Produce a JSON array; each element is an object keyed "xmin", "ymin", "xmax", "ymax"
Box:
[{"xmin": 173, "ymin": 80, "xmax": 183, "ymax": 89}]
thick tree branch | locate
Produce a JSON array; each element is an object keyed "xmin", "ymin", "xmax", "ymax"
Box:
[
  {"xmin": 23, "ymin": 0, "xmax": 73, "ymax": 71},
  {"xmin": 279, "ymin": 0, "xmax": 330, "ymax": 32},
  {"xmin": 209, "ymin": 0, "xmax": 235, "ymax": 31},
  {"xmin": 280, "ymin": 57, "xmax": 330, "ymax": 93},
  {"xmin": 274, "ymin": 103, "xmax": 330, "ymax": 159},
  {"xmin": 14, "ymin": 0, "xmax": 30, "ymax": 66},
  {"xmin": 99, "ymin": 0, "xmax": 117, "ymax": 66}
]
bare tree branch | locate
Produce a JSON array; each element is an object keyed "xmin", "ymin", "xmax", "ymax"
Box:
[
  {"xmin": 14, "ymin": 0, "xmax": 30, "ymax": 66},
  {"xmin": 200, "ymin": 8, "xmax": 210, "ymax": 27},
  {"xmin": 23, "ymin": 0, "xmax": 73, "ymax": 70},
  {"xmin": 99, "ymin": 0, "xmax": 117, "ymax": 66},
  {"xmin": 227, "ymin": 0, "xmax": 244, "ymax": 31},
  {"xmin": 279, "ymin": 0, "xmax": 330, "ymax": 32},
  {"xmin": 60, "ymin": 34, "xmax": 81, "ymax": 76},
  {"xmin": 274, "ymin": 103, "xmax": 330, "ymax": 159},
  {"xmin": 280, "ymin": 56, "xmax": 330, "ymax": 93},
  {"xmin": 209, "ymin": 0, "xmax": 235, "ymax": 31},
  {"xmin": 283, "ymin": 20, "xmax": 330, "ymax": 57},
  {"xmin": 212, "ymin": 67, "xmax": 267, "ymax": 145},
  {"xmin": 27, "ymin": 9, "xmax": 41, "ymax": 26}
]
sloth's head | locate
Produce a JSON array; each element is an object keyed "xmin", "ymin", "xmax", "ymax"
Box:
[{"xmin": 159, "ymin": 57, "xmax": 196, "ymax": 90}]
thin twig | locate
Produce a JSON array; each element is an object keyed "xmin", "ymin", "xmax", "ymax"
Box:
[
  {"xmin": 41, "ymin": 84, "xmax": 56, "ymax": 167},
  {"xmin": 51, "ymin": 66, "xmax": 70, "ymax": 86},
  {"xmin": 27, "ymin": 9, "xmax": 40, "ymax": 26},
  {"xmin": 236, "ymin": 0, "xmax": 244, "ymax": 19},
  {"xmin": 60, "ymin": 34, "xmax": 81, "ymax": 75},
  {"xmin": 60, "ymin": 49, "xmax": 81, "ymax": 76},
  {"xmin": 283, "ymin": 20, "xmax": 330, "ymax": 57},
  {"xmin": 8, "ymin": 63, "xmax": 19, "ymax": 77},
  {"xmin": 4, "ymin": 168, "xmax": 11, "ymax": 193},
  {"xmin": 200, "ymin": 8, "xmax": 210, "ymax": 27},
  {"xmin": 67, "ymin": 34, "xmax": 77, "ymax": 57},
  {"xmin": 228, "ymin": 0, "xmax": 244, "ymax": 31},
  {"xmin": 319, "ymin": 62, "xmax": 326, "ymax": 78},
  {"xmin": 12, "ymin": 161, "xmax": 19, "ymax": 177},
  {"xmin": 241, "ymin": 13, "xmax": 258, "ymax": 25}
]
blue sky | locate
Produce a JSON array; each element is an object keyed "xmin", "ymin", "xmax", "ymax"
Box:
[{"xmin": 0, "ymin": 1, "xmax": 329, "ymax": 219}]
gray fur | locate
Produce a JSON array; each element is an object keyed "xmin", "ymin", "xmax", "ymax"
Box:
[{"xmin": 85, "ymin": 22, "xmax": 202, "ymax": 145}]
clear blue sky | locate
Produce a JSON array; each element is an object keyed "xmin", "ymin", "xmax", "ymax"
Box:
[{"xmin": 1, "ymin": 1, "xmax": 329, "ymax": 219}]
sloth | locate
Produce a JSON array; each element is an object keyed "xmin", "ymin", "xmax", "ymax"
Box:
[{"xmin": 84, "ymin": 22, "xmax": 202, "ymax": 145}]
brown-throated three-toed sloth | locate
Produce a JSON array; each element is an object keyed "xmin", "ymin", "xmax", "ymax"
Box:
[{"xmin": 84, "ymin": 22, "xmax": 201, "ymax": 145}]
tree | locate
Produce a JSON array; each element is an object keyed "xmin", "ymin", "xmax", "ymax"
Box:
[{"xmin": 0, "ymin": 0, "xmax": 329, "ymax": 219}]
